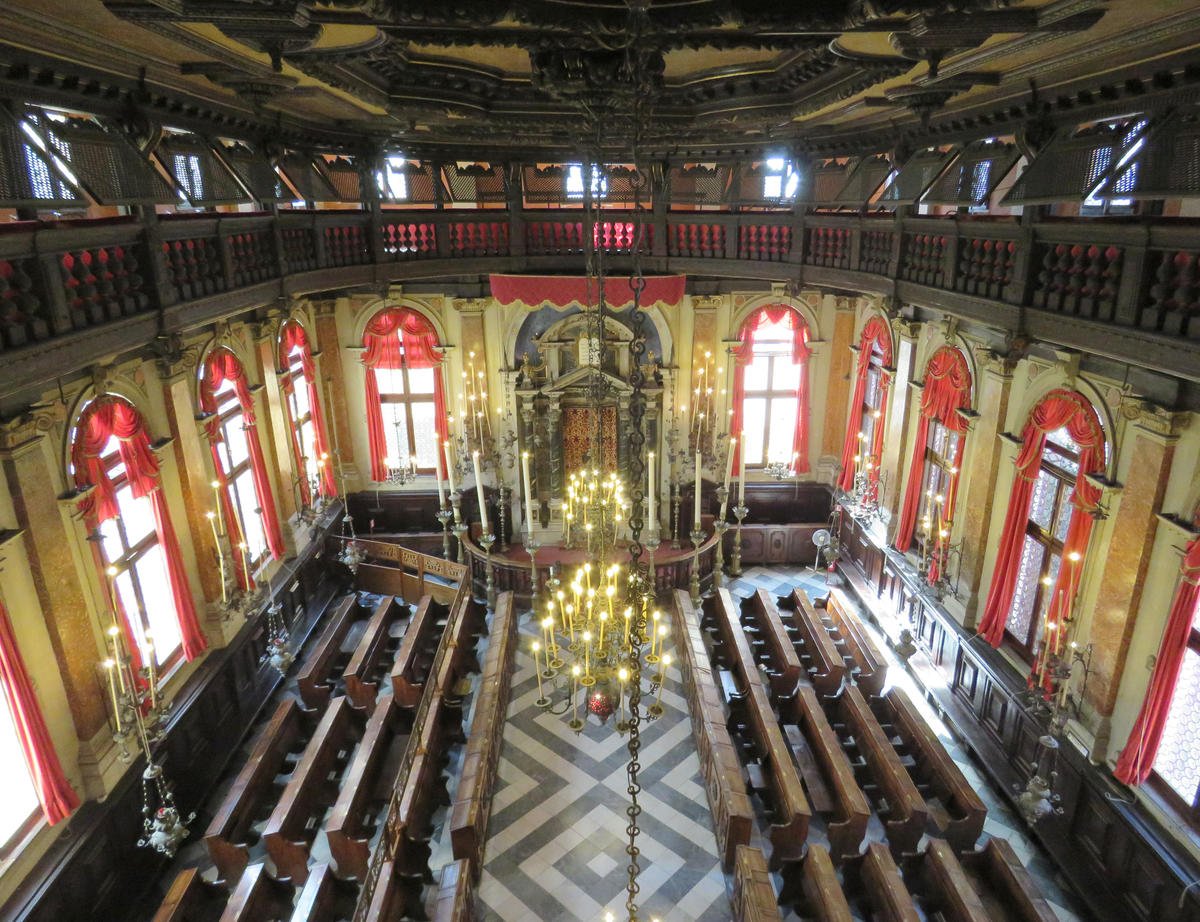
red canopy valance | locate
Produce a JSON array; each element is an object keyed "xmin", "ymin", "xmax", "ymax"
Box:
[{"xmin": 489, "ymin": 274, "xmax": 687, "ymax": 310}]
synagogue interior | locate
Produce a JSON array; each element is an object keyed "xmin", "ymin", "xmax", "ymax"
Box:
[{"xmin": 0, "ymin": 1, "xmax": 1197, "ymax": 920}]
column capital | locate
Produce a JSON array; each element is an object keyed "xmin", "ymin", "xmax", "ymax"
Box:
[
  {"xmin": 974, "ymin": 346, "xmax": 1019, "ymax": 379},
  {"xmin": 0, "ymin": 405, "xmax": 64, "ymax": 453},
  {"xmin": 833, "ymin": 295, "xmax": 857, "ymax": 313},
  {"xmin": 452, "ymin": 297, "xmax": 490, "ymax": 315},
  {"xmin": 313, "ymin": 299, "xmax": 338, "ymax": 318},
  {"xmin": 893, "ymin": 319, "xmax": 922, "ymax": 342},
  {"xmin": 152, "ymin": 332, "xmax": 203, "ymax": 381},
  {"xmin": 690, "ymin": 294, "xmax": 723, "ymax": 312},
  {"xmin": 1123, "ymin": 399, "xmax": 1191, "ymax": 442}
]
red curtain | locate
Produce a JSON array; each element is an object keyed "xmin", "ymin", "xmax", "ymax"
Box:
[
  {"xmin": 837, "ymin": 316, "xmax": 894, "ymax": 491},
  {"xmin": 280, "ymin": 322, "xmax": 337, "ymax": 500},
  {"xmin": 362, "ymin": 307, "xmax": 449, "ymax": 482},
  {"xmin": 200, "ymin": 349, "xmax": 286, "ymax": 564},
  {"xmin": 71, "ymin": 396, "xmax": 207, "ymax": 661},
  {"xmin": 893, "ymin": 347, "xmax": 972, "ymax": 551},
  {"xmin": 729, "ymin": 305, "xmax": 811, "ymax": 474},
  {"xmin": 977, "ymin": 389, "xmax": 1105, "ymax": 648},
  {"xmin": 0, "ymin": 598, "xmax": 79, "ymax": 825},
  {"xmin": 1114, "ymin": 535, "xmax": 1200, "ymax": 785}
]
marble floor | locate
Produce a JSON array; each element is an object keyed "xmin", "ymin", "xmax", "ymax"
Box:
[{"xmin": 476, "ymin": 565, "xmax": 1091, "ymax": 922}]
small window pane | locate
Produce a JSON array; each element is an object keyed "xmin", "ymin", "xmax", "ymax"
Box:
[
  {"xmin": 766, "ymin": 398, "xmax": 798, "ymax": 464},
  {"xmin": 135, "ymin": 545, "xmax": 181, "ymax": 664},
  {"xmin": 771, "ymin": 360, "xmax": 800, "ymax": 391},
  {"xmin": 1155, "ymin": 648, "xmax": 1200, "ymax": 801},
  {"xmin": 382, "ymin": 403, "xmax": 411, "ymax": 462},
  {"xmin": 742, "ymin": 399, "xmax": 766, "ymax": 465},
  {"xmin": 1054, "ymin": 500, "xmax": 1075, "ymax": 543},
  {"xmin": 116, "ymin": 488, "xmax": 156, "ymax": 547},
  {"xmin": 97, "ymin": 516, "xmax": 123, "ymax": 563},
  {"xmin": 114, "ymin": 570, "xmax": 143, "ymax": 648},
  {"xmin": 224, "ymin": 416, "xmax": 250, "ymax": 468},
  {"xmin": 1006, "ymin": 536, "xmax": 1045, "ymax": 642},
  {"xmin": 374, "ymin": 367, "xmax": 406, "ymax": 395},
  {"xmin": 410, "ymin": 403, "xmax": 438, "ymax": 468},
  {"xmin": 0, "ymin": 686, "xmax": 39, "ymax": 840},
  {"xmin": 291, "ymin": 376, "xmax": 311, "ymax": 419},
  {"xmin": 743, "ymin": 358, "xmax": 769, "ymax": 391},
  {"xmin": 407, "ymin": 367, "xmax": 435, "ymax": 394},
  {"xmin": 1029, "ymin": 471, "xmax": 1056, "ymax": 530},
  {"xmin": 233, "ymin": 471, "xmax": 267, "ymax": 560}
]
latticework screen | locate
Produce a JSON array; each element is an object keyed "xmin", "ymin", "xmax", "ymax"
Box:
[
  {"xmin": 923, "ymin": 140, "xmax": 1021, "ymax": 206},
  {"xmin": 443, "ymin": 162, "xmax": 507, "ymax": 204},
  {"xmin": 1108, "ymin": 112, "xmax": 1200, "ymax": 200},
  {"xmin": 730, "ymin": 162, "xmax": 793, "ymax": 208},
  {"xmin": 1000, "ymin": 118, "xmax": 1149, "ymax": 205},
  {"xmin": 0, "ymin": 110, "xmax": 84, "ymax": 208},
  {"xmin": 279, "ymin": 152, "xmax": 338, "ymax": 203},
  {"xmin": 220, "ymin": 143, "xmax": 286, "ymax": 202},
  {"xmin": 602, "ymin": 165, "xmax": 644, "ymax": 205},
  {"xmin": 382, "ymin": 160, "xmax": 437, "ymax": 205},
  {"xmin": 522, "ymin": 164, "xmax": 569, "ymax": 204},
  {"xmin": 877, "ymin": 148, "xmax": 956, "ymax": 205},
  {"xmin": 320, "ymin": 156, "xmax": 362, "ymax": 203},
  {"xmin": 667, "ymin": 164, "xmax": 731, "ymax": 206},
  {"xmin": 831, "ymin": 155, "xmax": 893, "ymax": 207},
  {"xmin": 30, "ymin": 115, "xmax": 175, "ymax": 205},
  {"xmin": 798, "ymin": 160, "xmax": 852, "ymax": 205},
  {"xmin": 155, "ymin": 134, "xmax": 250, "ymax": 206}
]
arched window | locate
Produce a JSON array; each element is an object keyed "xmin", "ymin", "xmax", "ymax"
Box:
[
  {"xmin": 893, "ymin": 347, "xmax": 972, "ymax": 569},
  {"xmin": 729, "ymin": 306, "xmax": 811, "ymax": 471},
  {"xmin": 69, "ymin": 395, "xmax": 207, "ymax": 664},
  {"xmin": 200, "ymin": 349, "xmax": 285, "ymax": 575},
  {"xmin": 279, "ymin": 321, "xmax": 336, "ymax": 504},
  {"xmin": 362, "ymin": 307, "xmax": 449, "ymax": 481},
  {"xmin": 837, "ymin": 316, "xmax": 893, "ymax": 491},
  {"xmin": 978, "ymin": 389, "xmax": 1105, "ymax": 664}
]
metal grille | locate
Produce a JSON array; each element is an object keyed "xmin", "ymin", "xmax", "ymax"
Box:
[
  {"xmin": 831, "ymin": 155, "xmax": 893, "ymax": 207},
  {"xmin": 443, "ymin": 162, "xmax": 507, "ymax": 204},
  {"xmin": 29, "ymin": 115, "xmax": 175, "ymax": 205},
  {"xmin": 878, "ymin": 147, "xmax": 956, "ymax": 205},
  {"xmin": 923, "ymin": 139, "xmax": 1021, "ymax": 206},
  {"xmin": 1001, "ymin": 118, "xmax": 1150, "ymax": 205},
  {"xmin": 319, "ymin": 156, "xmax": 362, "ymax": 203},
  {"xmin": 220, "ymin": 143, "xmax": 286, "ymax": 202},
  {"xmin": 730, "ymin": 161, "xmax": 792, "ymax": 208},
  {"xmin": 667, "ymin": 163, "xmax": 730, "ymax": 206},
  {"xmin": 798, "ymin": 160, "xmax": 852, "ymax": 205},
  {"xmin": 382, "ymin": 160, "xmax": 437, "ymax": 204},
  {"xmin": 279, "ymin": 152, "xmax": 338, "ymax": 203},
  {"xmin": 0, "ymin": 110, "xmax": 83, "ymax": 208},
  {"xmin": 603, "ymin": 165, "xmax": 641, "ymax": 205},
  {"xmin": 521, "ymin": 164, "xmax": 569, "ymax": 204},
  {"xmin": 155, "ymin": 134, "xmax": 250, "ymax": 206},
  {"xmin": 1109, "ymin": 112, "xmax": 1200, "ymax": 200}
]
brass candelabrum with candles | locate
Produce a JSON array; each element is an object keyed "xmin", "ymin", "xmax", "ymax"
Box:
[
  {"xmin": 203, "ymin": 483, "xmax": 259, "ymax": 619},
  {"xmin": 560, "ymin": 468, "xmax": 628, "ymax": 551}
]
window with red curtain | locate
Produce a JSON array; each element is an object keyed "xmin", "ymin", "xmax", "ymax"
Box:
[
  {"xmin": 279, "ymin": 321, "xmax": 336, "ymax": 504},
  {"xmin": 1148, "ymin": 579, "xmax": 1200, "ymax": 821},
  {"xmin": 69, "ymin": 395, "xmax": 207, "ymax": 664},
  {"xmin": 837, "ymin": 316, "xmax": 893, "ymax": 492},
  {"xmin": 199, "ymin": 349, "xmax": 286, "ymax": 572},
  {"xmin": 729, "ymin": 306, "xmax": 811, "ymax": 472},
  {"xmin": 978, "ymin": 390, "xmax": 1105, "ymax": 665},
  {"xmin": 362, "ymin": 307, "xmax": 449, "ymax": 481}
]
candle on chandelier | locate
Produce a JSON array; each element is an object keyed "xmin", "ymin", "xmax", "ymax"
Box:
[
  {"xmin": 106, "ymin": 625, "xmax": 127, "ymax": 696},
  {"xmin": 238, "ymin": 541, "xmax": 252, "ymax": 588},
  {"xmin": 721, "ymin": 436, "xmax": 736, "ymax": 520},
  {"xmin": 210, "ymin": 480, "xmax": 224, "ymax": 534},
  {"xmin": 571, "ymin": 664, "xmax": 581, "ymax": 723},
  {"xmin": 623, "ymin": 606, "xmax": 632, "ymax": 646},
  {"xmin": 143, "ymin": 634, "xmax": 158, "ymax": 710},
  {"xmin": 521, "ymin": 450, "xmax": 534, "ymax": 531},
  {"xmin": 650, "ymin": 609, "xmax": 662, "ymax": 656},
  {"xmin": 206, "ymin": 511, "xmax": 227, "ymax": 605},
  {"xmin": 531, "ymin": 641, "xmax": 545, "ymax": 700},
  {"xmin": 647, "ymin": 450, "xmax": 656, "ymax": 534},
  {"xmin": 103, "ymin": 658, "xmax": 122, "ymax": 733},
  {"xmin": 443, "ymin": 440, "xmax": 457, "ymax": 494},
  {"xmin": 654, "ymin": 654, "xmax": 671, "ymax": 709},
  {"xmin": 471, "ymin": 451, "xmax": 488, "ymax": 533},
  {"xmin": 693, "ymin": 451, "xmax": 702, "ymax": 529},
  {"xmin": 738, "ymin": 433, "xmax": 746, "ymax": 505},
  {"xmin": 617, "ymin": 667, "xmax": 628, "ymax": 722},
  {"xmin": 582, "ymin": 630, "xmax": 592, "ymax": 677}
]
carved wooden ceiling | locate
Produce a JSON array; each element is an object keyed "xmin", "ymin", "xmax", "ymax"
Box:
[{"xmin": 0, "ymin": 0, "xmax": 1198, "ymax": 158}]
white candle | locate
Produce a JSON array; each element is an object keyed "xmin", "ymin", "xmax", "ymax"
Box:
[
  {"xmin": 472, "ymin": 450, "xmax": 489, "ymax": 532},
  {"xmin": 738, "ymin": 432, "xmax": 746, "ymax": 505},
  {"xmin": 434, "ymin": 444, "xmax": 447, "ymax": 507},
  {"xmin": 647, "ymin": 451, "xmax": 656, "ymax": 534},
  {"xmin": 521, "ymin": 450, "xmax": 534, "ymax": 530},
  {"xmin": 444, "ymin": 440, "xmax": 456, "ymax": 493},
  {"xmin": 721, "ymin": 436, "xmax": 736, "ymax": 520},
  {"xmin": 693, "ymin": 451, "xmax": 702, "ymax": 529}
]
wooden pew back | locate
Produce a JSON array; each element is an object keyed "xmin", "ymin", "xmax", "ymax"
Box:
[
  {"xmin": 432, "ymin": 859, "xmax": 475, "ymax": 922},
  {"xmin": 390, "ymin": 595, "xmax": 448, "ymax": 708},
  {"xmin": 288, "ymin": 863, "xmax": 358, "ymax": 922},
  {"xmin": 821, "ymin": 591, "xmax": 887, "ymax": 696},
  {"xmin": 218, "ymin": 864, "xmax": 294, "ymax": 922},
  {"xmin": 857, "ymin": 842, "xmax": 921, "ymax": 922},
  {"xmin": 741, "ymin": 589, "xmax": 803, "ymax": 698},
  {"xmin": 151, "ymin": 868, "xmax": 225, "ymax": 922},
  {"xmin": 344, "ymin": 596, "xmax": 406, "ymax": 711},
  {"xmin": 923, "ymin": 839, "xmax": 990, "ymax": 922},
  {"xmin": 297, "ymin": 595, "xmax": 361, "ymax": 709},
  {"xmin": 801, "ymin": 845, "xmax": 853, "ymax": 922},
  {"xmin": 786, "ymin": 588, "xmax": 847, "ymax": 697},
  {"xmin": 961, "ymin": 838, "xmax": 1059, "ymax": 922},
  {"xmin": 732, "ymin": 845, "xmax": 784, "ymax": 922}
]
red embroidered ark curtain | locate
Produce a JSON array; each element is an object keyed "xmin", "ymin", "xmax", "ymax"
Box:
[
  {"xmin": 728, "ymin": 305, "xmax": 811, "ymax": 474},
  {"xmin": 280, "ymin": 321, "xmax": 337, "ymax": 501},
  {"xmin": 199, "ymin": 348, "xmax": 286, "ymax": 567},
  {"xmin": 71, "ymin": 396, "xmax": 207, "ymax": 661},
  {"xmin": 977, "ymin": 389, "xmax": 1105, "ymax": 649},
  {"xmin": 0, "ymin": 598, "xmax": 79, "ymax": 824},
  {"xmin": 893, "ymin": 347, "xmax": 972, "ymax": 552},
  {"xmin": 362, "ymin": 307, "xmax": 449, "ymax": 482},
  {"xmin": 837, "ymin": 316, "xmax": 894, "ymax": 491},
  {"xmin": 1114, "ymin": 535, "xmax": 1200, "ymax": 785}
]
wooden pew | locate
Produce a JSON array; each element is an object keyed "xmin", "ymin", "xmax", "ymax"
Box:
[
  {"xmin": 343, "ymin": 596, "xmax": 407, "ymax": 711},
  {"xmin": 853, "ymin": 842, "xmax": 921, "ymax": 922},
  {"xmin": 218, "ymin": 864, "xmax": 294, "ymax": 922},
  {"xmin": 959, "ymin": 838, "xmax": 1059, "ymax": 922},
  {"xmin": 450, "ymin": 592, "xmax": 516, "ymax": 877},
  {"xmin": 782, "ymin": 685, "xmax": 869, "ymax": 862},
  {"xmin": 390, "ymin": 595, "xmax": 449, "ymax": 708},
  {"xmin": 706, "ymin": 589, "xmax": 811, "ymax": 869},
  {"xmin": 837, "ymin": 684, "xmax": 927, "ymax": 856},
  {"xmin": 205, "ymin": 698, "xmax": 317, "ymax": 883},
  {"xmin": 731, "ymin": 845, "xmax": 784, "ymax": 922},
  {"xmin": 432, "ymin": 592, "xmax": 485, "ymax": 702},
  {"xmin": 876, "ymin": 687, "xmax": 986, "ymax": 852},
  {"xmin": 784, "ymin": 589, "xmax": 847, "ymax": 697},
  {"xmin": 799, "ymin": 845, "xmax": 853, "ymax": 922},
  {"xmin": 288, "ymin": 863, "xmax": 358, "ymax": 922},
  {"xmin": 325, "ymin": 694, "xmax": 412, "ymax": 880},
  {"xmin": 820, "ymin": 591, "xmax": 887, "ymax": 696},
  {"xmin": 432, "ymin": 859, "xmax": 475, "ymax": 922},
  {"xmin": 672, "ymin": 590, "xmax": 754, "ymax": 872},
  {"xmin": 363, "ymin": 860, "xmax": 426, "ymax": 922},
  {"xmin": 263, "ymin": 696, "xmax": 366, "ymax": 883},
  {"xmin": 394, "ymin": 695, "xmax": 451, "ymax": 880},
  {"xmin": 297, "ymin": 595, "xmax": 362, "ymax": 710},
  {"xmin": 920, "ymin": 839, "xmax": 990, "ymax": 922},
  {"xmin": 740, "ymin": 589, "xmax": 803, "ymax": 699},
  {"xmin": 151, "ymin": 868, "xmax": 225, "ymax": 922}
]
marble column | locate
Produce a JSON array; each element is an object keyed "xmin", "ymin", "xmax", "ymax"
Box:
[
  {"xmin": 819, "ymin": 297, "xmax": 857, "ymax": 468},
  {"xmin": 314, "ymin": 300, "xmax": 355, "ymax": 467}
]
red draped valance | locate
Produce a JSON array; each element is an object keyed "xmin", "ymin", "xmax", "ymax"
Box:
[{"xmin": 489, "ymin": 274, "xmax": 687, "ymax": 310}]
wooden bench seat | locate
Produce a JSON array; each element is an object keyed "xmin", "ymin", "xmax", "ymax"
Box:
[
  {"xmin": 959, "ymin": 838, "xmax": 1059, "ymax": 922},
  {"xmin": 219, "ymin": 864, "xmax": 294, "ymax": 922},
  {"xmin": 820, "ymin": 591, "xmax": 887, "ymax": 697},
  {"xmin": 782, "ymin": 685, "xmax": 869, "ymax": 862},
  {"xmin": 784, "ymin": 589, "xmax": 848, "ymax": 697},
  {"xmin": 297, "ymin": 595, "xmax": 363, "ymax": 710},
  {"xmin": 205, "ymin": 699, "xmax": 318, "ymax": 883},
  {"xmin": 151, "ymin": 868, "xmax": 225, "ymax": 922},
  {"xmin": 263, "ymin": 696, "xmax": 366, "ymax": 883},
  {"xmin": 853, "ymin": 842, "xmax": 920, "ymax": 922},
  {"xmin": 920, "ymin": 839, "xmax": 990, "ymax": 922},
  {"xmin": 740, "ymin": 589, "xmax": 803, "ymax": 699},
  {"xmin": 325, "ymin": 695, "xmax": 412, "ymax": 880},
  {"xmin": 288, "ymin": 863, "xmax": 358, "ymax": 922},
  {"xmin": 795, "ymin": 845, "xmax": 853, "ymax": 922},
  {"xmin": 432, "ymin": 859, "xmax": 475, "ymax": 922},
  {"xmin": 390, "ymin": 595, "xmax": 449, "ymax": 708},
  {"xmin": 837, "ymin": 685, "xmax": 927, "ymax": 856},
  {"xmin": 876, "ymin": 687, "xmax": 986, "ymax": 852},
  {"xmin": 732, "ymin": 845, "xmax": 784, "ymax": 922},
  {"xmin": 343, "ymin": 596, "xmax": 407, "ymax": 711}
]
